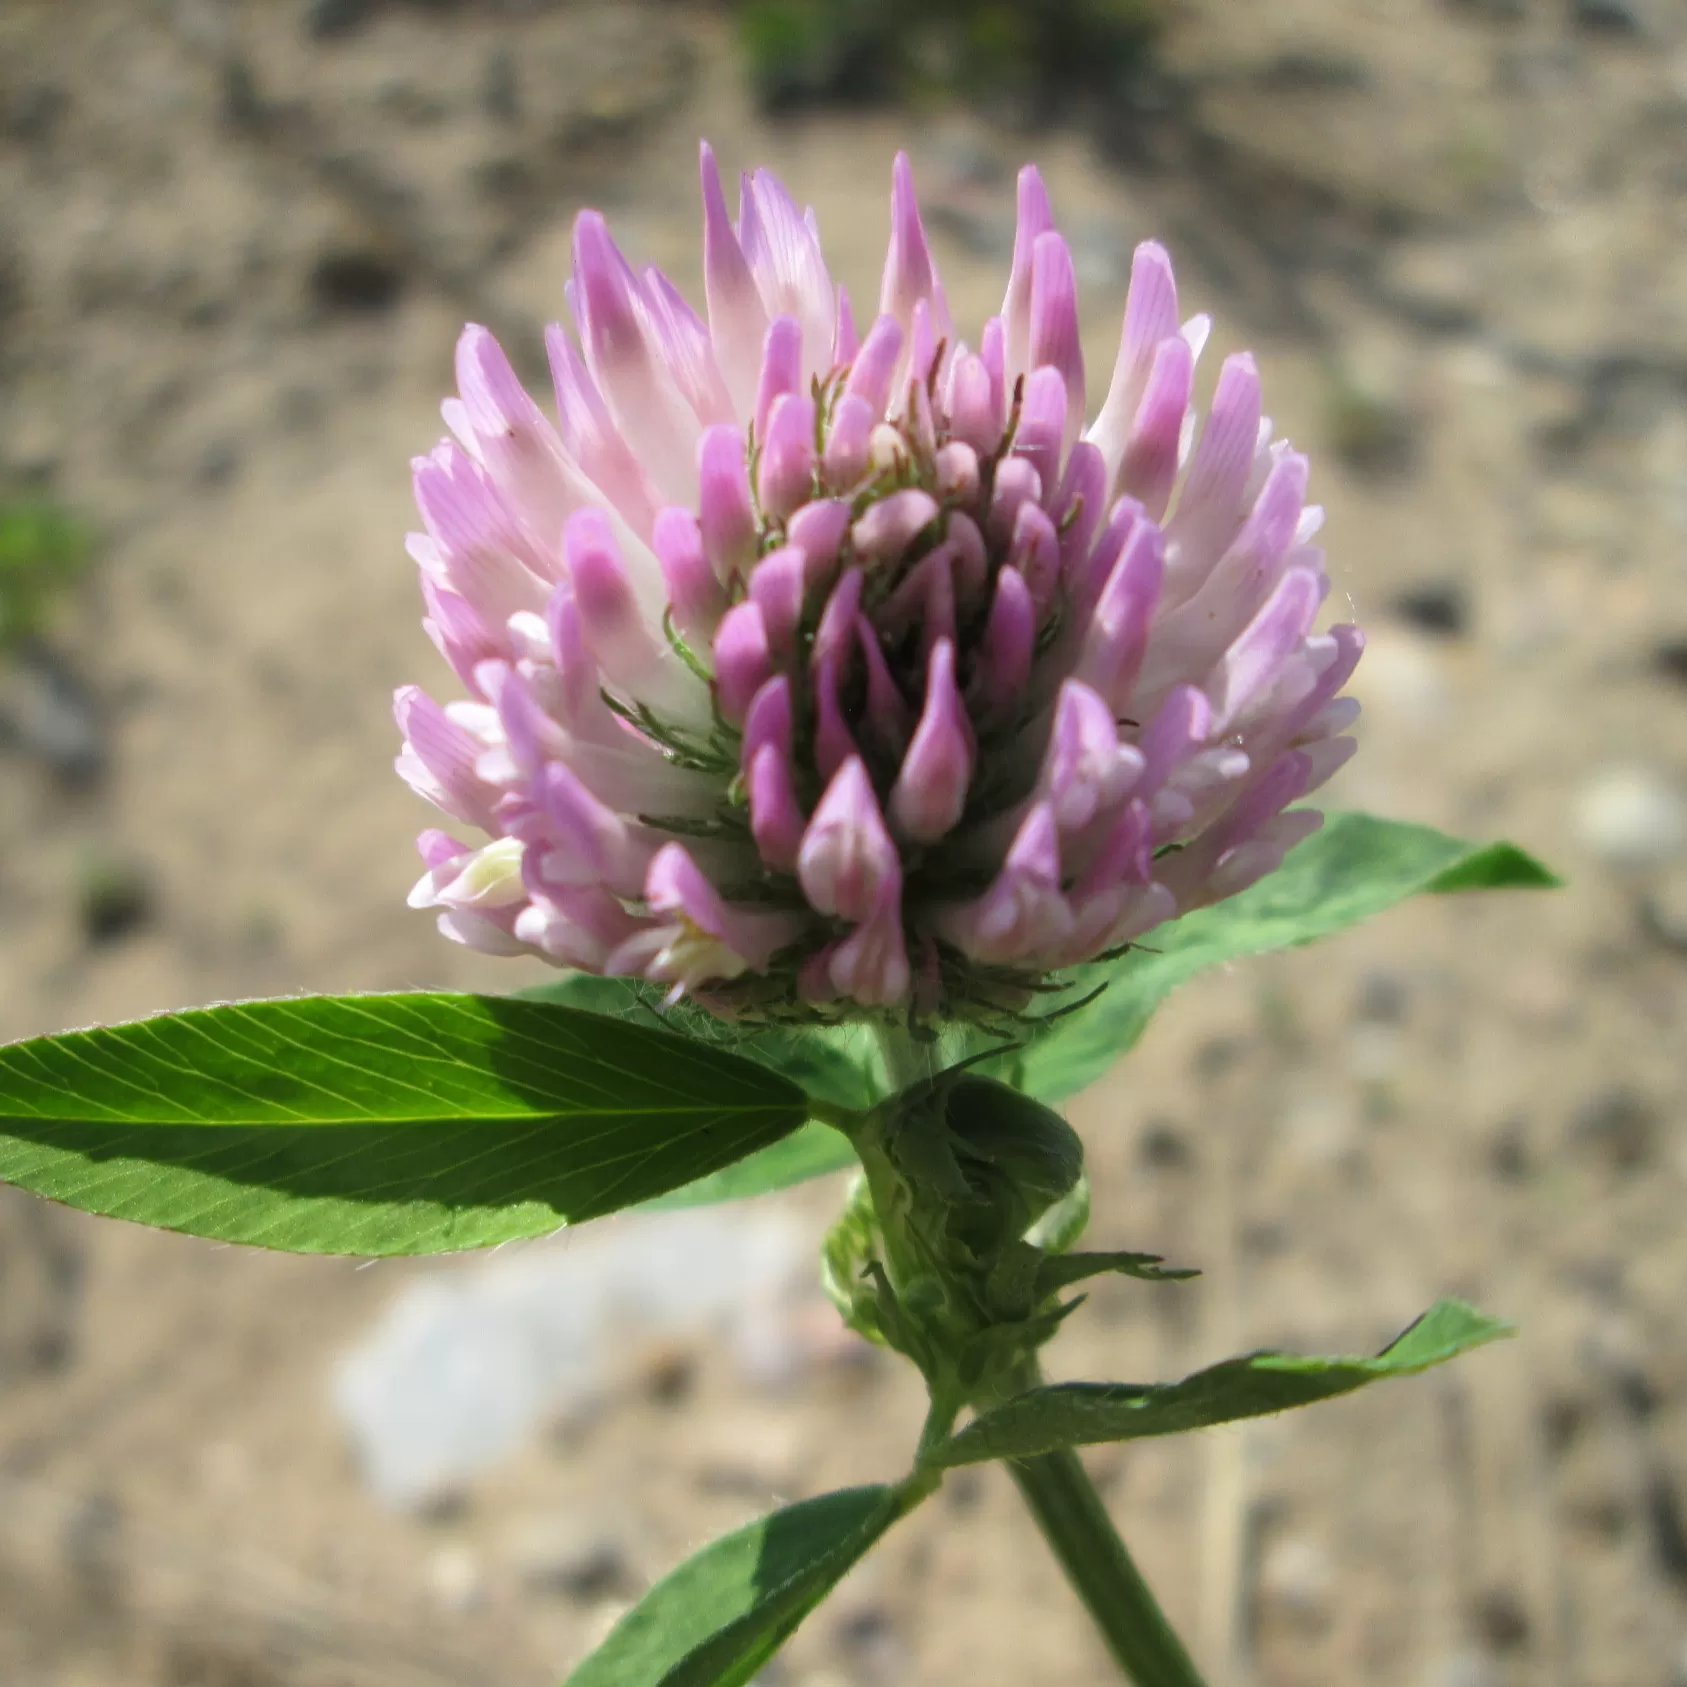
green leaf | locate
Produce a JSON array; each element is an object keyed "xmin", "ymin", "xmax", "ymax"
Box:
[
  {"xmin": 0, "ymin": 499, "xmax": 92, "ymax": 648},
  {"xmin": 1426, "ymin": 839, "xmax": 1561, "ymax": 893},
  {"xmin": 0, "ymin": 993, "xmax": 807, "ymax": 1255},
  {"xmin": 1033, "ymin": 1249, "xmax": 1199, "ymax": 1298},
  {"xmin": 565, "ymin": 1486, "xmax": 900, "ymax": 1687},
  {"xmin": 514, "ymin": 973, "xmax": 876, "ymax": 1208},
  {"xmin": 931, "ymin": 1299, "xmax": 1512, "ymax": 1468},
  {"xmin": 516, "ymin": 973, "xmax": 886, "ymax": 1113},
  {"xmin": 642, "ymin": 1121, "xmax": 857, "ymax": 1212},
  {"xmin": 1002, "ymin": 813, "xmax": 1558, "ymax": 1102}
]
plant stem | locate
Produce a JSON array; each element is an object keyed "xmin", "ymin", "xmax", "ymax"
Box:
[
  {"xmin": 1006, "ymin": 1442, "xmax": 1209, "ymax": 1687},
  {"xmin": 873, "ymin": 1021, "xmax": 932, "ymax": 1092}
]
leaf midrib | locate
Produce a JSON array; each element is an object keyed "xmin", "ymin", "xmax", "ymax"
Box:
[{"xmin": 0, "ymin": 1100, "xmax": 801, "ymax": 1128}]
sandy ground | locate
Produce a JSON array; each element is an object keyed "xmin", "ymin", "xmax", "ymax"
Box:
[{"xmin": 2, "ymin": 1, "xmax": 1687, "ymax": 1682}]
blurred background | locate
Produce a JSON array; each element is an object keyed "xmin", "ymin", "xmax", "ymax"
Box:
[{"xmin": 1, "ymin": 0, "xmax": 1685, "ymax": 1682}]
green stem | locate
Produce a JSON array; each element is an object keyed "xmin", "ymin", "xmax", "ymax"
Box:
[
  {"xmin": 874, "ymin": 1021, "xmax": 932, "ymax": 1092},
  {"xmin": 1006, "ymin": 1444, "xmax": 1208, "ymax": 1687}
]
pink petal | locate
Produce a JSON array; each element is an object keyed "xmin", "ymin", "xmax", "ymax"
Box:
[
  {"xmin": 787, "ymin": 497, "xmax": 851, "ymax": 577},
  {"xmin": 697, "ymin": 423, "xmax": 758, "ymax": 583},
  {"xmin": 826, "ymin": 894, "xmax": 911, "ymax": 1008},
  {"xmin": 712, "ymin": 600, "xmax": 773, "ymax": 723},
  {"xmin": 879, "ymin": 152, "xmax": 950, "ymax": 345},
  {"xmin": 1205, "ymin": 565, "xmax": 1324, "ymax": 733},
  {"xmin": 758, "ymin": 391, "xmax": 817, "ymax": 520},
  {"xmin": 394, "ymin": 686, "xmax": 501, "ymax": 829},
  {"xmin": 534, "ymin": 762, "xmax": 649, "ymax": 896},
  {"xmin": 1110, "ymin": 333, "xmax": 1194, "ymax": 519},
  {"xmin": 748, "ymin": 741, "xmax": 807, "ymax": 871},
  {"xmin": 749, "ymin": 543, "xmax": 807, "ymax": 657},
  {"xmin": 1037, "ymin": 680, "xmax": 1145, "ymax": 834},
  {"xmin": 986, "ymin": 456, "xmax": 1043, "ymax": 549},
  {"xmin": 1013, "ymin": 366, "xmax": 1068, "ymax": 492},
  {"xmin": 823, "ymin": 392, "xmax": 876, "ymax": 490},
  {"xmin": 852, "ymin": 487, "xmax": 939, "ymax": 563},
  {"xmin": 564, "ymin": 508, "xmax": 667, "ymax": 696},
  {"xmin": 570, "ymin": 212, "xmax": 699, "ymax": 504},
  {"xmin": 946, "ymin": 350, "xmax": 1003, "ymax": 455},
  {"xmin": 972, "ymin": 565, "xmax": 1035, "ymax": 718},
  {"xmin": 654, "ymin": 505, "xmax": 724, "ymax": 644},
  {"xmin": 700, "ymin": 141, "xmax": 769, "ymax": 420},
  {"xmin": 754, "ymin": 314, "xmax": 804, "ymax": 444},
  {"xmin": 1006, "ymin": 499, "xmax": 1062, "ymax": 615},
  {"xmin": 739, "ymin": 168, "xmax": 836, "ymax": 381},
  {"xmin": 813, "ymin": 653, "xmax": 858, "ymax": 782},
  {"xmin": 942, "ymin": 804, "xmax": 1073, "ymax": 965},
  {"xmin": 798, "ymin": 756, "xmax": 900, "ymax": 922},
  {"xmin": 844, "ymin": 314, "xmax": 905, "ymax": 415},
  {"xmin": 1164, "ymin": 351, "xmax": 1263, "ymax": 593},
  {"xmin": 1028, "ymin": 231, "xmax": 1084, "ymax": 453},
  {"xmin": 546, "ymin": 325, "xmax": 659, "ymax": 539},
  {"xmin": 1002, "ymin": 163, "xmax": 1056, "ymax": 384},
  {"xmin": 1075, "ymin": 513, "xmax": 1166, "ymax": 712},
  {"xmin": 891, "ymin": 639, "xmax": 973, "ymax": 841}
]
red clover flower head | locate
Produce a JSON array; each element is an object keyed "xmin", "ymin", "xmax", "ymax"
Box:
[{"xmin": 396, "ymin": 146, "xmax": 1363, "ymax": 1023}]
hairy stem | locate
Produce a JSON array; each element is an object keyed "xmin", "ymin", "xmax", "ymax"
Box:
[
  {"xmin": 1007, "ymin": 1441, "xmax": 1209, "ymax": 1687},
  {"xmin": 873, "ymin": 1021, "xmax": 934, "ymax": 1093}
]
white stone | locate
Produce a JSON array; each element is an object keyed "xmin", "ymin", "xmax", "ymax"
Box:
[
  {"xmin": 1574, "ymin": 765, "xmax": 1687, "ymax": 867},
  {"xmin": 333, "ymin": 1208, "xmax": 812, "ymax": 1509}
]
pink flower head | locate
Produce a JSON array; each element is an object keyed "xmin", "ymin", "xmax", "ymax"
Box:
[{"xmin": 397, "ymin": 149, "xmax": 1362, "ymax": 1020}]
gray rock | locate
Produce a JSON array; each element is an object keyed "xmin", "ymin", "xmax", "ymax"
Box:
[
  {"xmin": 0, "ymin": 650, "xmax": 104, "ymax": 783},
  {"xmin": 1381, "ymin": 239, "xmax": 1485, "ymax": 331},
  {"xmin": 1574, "ymin": 765, "xmax": 1687, "ymax": 866},
  {"xmin": 1571, "ymin": 0, "xmax": 1647, "ymax": 35},
  {"xmin": 1569, "ymin": 1086, "xmax": 1658, "ymax": 1172},
  {"xmin": 1470, "ymin": 1584, "xmax": 1530, "ymax": 1650},
  {"xmin": 305, "ymin": 0, "xmax": 376, "ymax": 41},
  {"xmin": 1423, "ymin": 1651, "xmax": 1502, "ymax": 1687},
  {"xmin": 512, "ymin": 1520, "xmax": 635, "ymax": 1602},
  {"xmin": 1640, "ymin": 867, "xmax": 1687, "ymax": 951},
  {"xmin": 1258, "ymin": 1536, "xmax": 1333, "ymax": 1625}
]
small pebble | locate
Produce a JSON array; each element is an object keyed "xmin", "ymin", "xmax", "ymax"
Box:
[
  {"xmin": 1487, "ymin": 1118, "xmax": 1533, "ymax": 1184},
  {"xmin": 1573, "ymin": 765, "xmax": 1687, "ymax": 866},
  {"xmin": 77, "ymin": 858, "xmax": 153, "ymax": 946},
  {"xmin": 1381, "ymin": 239, "xmax": 1484, "ymax": 329},
  {"xmin": 632, "ymin": 1338, "xmax": 696, "ymax": 1407},
  {"xmin": 309, "ymin": 249, "xmax": 404, "ymax": 314},
  {"xmin": 1652, "ymin": 637, "xmax": 1687, "ymax": 688},
  {"xmin": 512, "ymin": 1521, "xmax": 634, "ymax": 1602},
  {"xmin": 1139, "ymin": 1118, "xmax": 1193, "ymax": 1169},
  {"xmin": 1258, "ymin": 1536, "xmax": 1332, "ymax": 1625},
  {"xmin": 1540, "ymin": 1393, "xmax": 1589, "ymax": 1459},
  {"xmin": 1353, "ymin": 630, "xmax": 1450, "ymax": 731},
  {"xmin": 1640, "ymin": 867, "xmax": 1687, "ymax": 952},
  {"xmin": 1649, "ymin": 1471, "xmax": 1687, "ymax": 1588},
  {"xmin": 305, "ymin": 0, "xmax": 376, "ymax": 40},
  {"xmin": 1423, "ymin": 1651, "xmax": 1502, "ymax": 1687},
  {"xmin": 1355, "ymin": 969, "xmax": 1411, "ymax": 1025},
  {"xmin": 1569, "ymin": 1086, "xmax": 1658, "ymax": 1173},
  {"xmin": 1390, "ymin": 582, "xmax": 1469, "ymax": 639},
  {"xmin": 0, "ymin": 651, "xmax": 104, "ymax": 783},
  {"xmin": 426, "ymin": 1545, "xmax": 483, "ymax": 1615},
  {"xmin": 1571, "ymin": 0, "xmax": 1647, "ymax": 34},
  {"xmin": 1470, "ymin": 1584, "xmax": 1530, "ymax": 1651}
]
